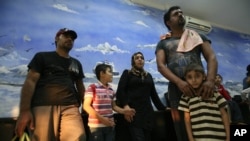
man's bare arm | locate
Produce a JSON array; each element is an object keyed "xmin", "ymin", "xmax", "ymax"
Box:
[{"xmin": 156, "ymin": 49, "xmax": 194, "ymax": 97}]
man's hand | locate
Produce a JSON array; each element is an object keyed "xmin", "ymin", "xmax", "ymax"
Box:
[
  {"xmin": 15, "ymin": 111, "xmax": 34, "ymax": 137},
  {"xmin": 177, "ymin": 80, "xmax": 195, "ymax": 97},
  {"xmin": 198, "ymin": 80, "xmax": 215, "ymax": 99}
]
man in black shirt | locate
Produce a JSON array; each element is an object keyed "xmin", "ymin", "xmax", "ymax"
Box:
[{"xmin": 15, "ymin": 28, "xmax": 86, "ymax": 141}]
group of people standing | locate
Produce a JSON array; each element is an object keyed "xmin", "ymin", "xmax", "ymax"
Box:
[{"xmin": 14, "ymin": 5, "xmax": 247, "ymax": 141}]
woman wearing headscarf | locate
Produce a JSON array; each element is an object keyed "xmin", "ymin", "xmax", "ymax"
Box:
[{"xmin": 115, "ymin": 52, "xmax": 166, "ymax": 141}]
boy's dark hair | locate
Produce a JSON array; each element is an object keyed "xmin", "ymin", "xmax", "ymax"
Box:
[
  {"xmin": 184, "ymin": 63, "xmax": 205, "ymax": 77},
  {"xmin": 95, "ymin": 64, "xmax": 112, "ymax": 80},
  {"xmin": 163, "ymin": 6, "xmax": 181, "ymax": 30},
  {"xmin": 131, "ymin": 52, "xmax": 144, "ymax": 66}
]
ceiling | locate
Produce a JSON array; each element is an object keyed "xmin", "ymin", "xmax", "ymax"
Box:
[{"xmin": 130, "ymin": 0, "xmax": 250, "ymax": 35}]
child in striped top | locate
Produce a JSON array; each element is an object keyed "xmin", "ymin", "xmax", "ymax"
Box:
[
  {"xmin": 178, "ymin": 63, "xmax": 230, "ymax": 141},
  {"xmin": 83, "ymin": 63, "xmax": 135, "ymax": 141}
]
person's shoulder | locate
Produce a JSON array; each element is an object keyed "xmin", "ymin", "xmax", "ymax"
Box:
[
  {"xmin": 39, "ymin": 51, "xmax": 55, "ymax": 53},
  {"xmin": 120, "ymin": 69, "xmax": 132, "ymax": 78},
  {"xmin": 155, "ymin": 39, "xmax": 170, "ymax": 52},
  {"xmin": 37, "ymin": 51, "xmax": 56, "ymax": 55},
  {"xmin": 214, "ymin": 92, "xmax": 226, "ymax": 100},
  {"xmin": 122, "ymin": 69, "xmax": 130, "ymax": 74},
  {"xmin": 70, "ymin": 56, "xmax": 82, "ymax": 63},
  {"xmin": 214, "ymin": 92, "xmax": 220, "ymax": 96},
  {"xmin": 198, "ymin": 33, "xmax": 211, "ymax": 44},
  {"xmin": 146, "ymin": 71, "xmax": 152, "ymax": 77},
  {"xmin": 157, "ymin": 37, "xmax": 173, "ymax": 44},
  {"xmin": 34, "ymin": 51, "xmax": 55, "ymax": 57}
]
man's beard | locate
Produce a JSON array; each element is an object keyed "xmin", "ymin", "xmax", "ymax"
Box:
[
  {"xmin": 178, "ymin": 16, "xmax": 186, "ymax": 27},
  {"xmin": 63, "ymin": 45, "xmax": 73, "ymax": 52},
  {"xmin": 63, "ymin": 42, "xmax": 73, "ymax": 52}
]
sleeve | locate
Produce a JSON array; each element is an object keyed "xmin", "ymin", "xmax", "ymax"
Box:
[
  {"xmin": 149, "ymin": 73, "xmax": 166, "ymax": 110},
  {"xmin": 28, "ymin": 52, "xmax": 44, "ymax": 74},
  {"xmin": 76, "ymin": 59, "xmax": 85, "ymax": 79},
  {"xmin": 84, "ymin": 84, "xmax": 95, "ymax": 99},
  {"xmin": 215, "ymin": 92, "xmax": 228, "ymax": 108},
  {"xmin": 178, "ymin": 95, "xmax": 190, "ymax": 112},
  {"xmin": 219, "ymin": 85, "xmax": 232, "ymax": 100},
  {"xmin": 155, "ymin": 40, "xmax": 167, "ymax": 55},
  {"xmin": 199, "ymin": 33, "xmax": 211, "ymax": 44},
  {"xmin": 70, "ymin": 58, "xmax": 85, "ymax": 80},
  {"xmin": 116, "ymin": 70, "xmax": 130, "ymax": 107}
]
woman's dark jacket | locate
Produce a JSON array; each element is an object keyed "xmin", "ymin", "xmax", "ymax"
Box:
[{"xmin": 116, "ymin": 69, "xmax": 166, "ymax": 129}]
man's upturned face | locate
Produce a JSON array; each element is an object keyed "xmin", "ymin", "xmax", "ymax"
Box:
[
  {"xmin": 57, "ymin": 33, "xmax": 75, "ymax": 51},
  {"xmin": 169, "ymin": 9, "xmax": 186, "ymax": 28}
]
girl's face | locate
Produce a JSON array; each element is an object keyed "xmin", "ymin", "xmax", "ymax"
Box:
[
  {"xmin": 185, "ymin": 70, "xmax": 205, "ymax": 89},
  {"xmin": 133, "ymin": 54, "xmax": 144, "ymax": 69}
]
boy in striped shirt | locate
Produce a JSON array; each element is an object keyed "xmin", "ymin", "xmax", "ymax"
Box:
[
  {"xmin": 83, "ymin": 63, "xmax": 135, "ymax": 141},
  {"xmin": 178, "ymin": 63, "xmax": 230, "ymax": 141}
]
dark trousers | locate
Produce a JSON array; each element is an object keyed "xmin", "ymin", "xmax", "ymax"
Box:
[
  {"xmin": 228, "ymin": 100, "xmax": 244, "ymax": 123},
  {"xmin": 129, "ymin": 126, "xmax": 151, "ymax": 141},
  {"xmin": 114, "ymin": 114, "xmax": 131, "ymax": 141}
]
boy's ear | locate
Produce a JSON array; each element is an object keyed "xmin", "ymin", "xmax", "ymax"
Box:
[{"xmin": 100, "ymin": 71, "xmax": 105, "ymax": 76}]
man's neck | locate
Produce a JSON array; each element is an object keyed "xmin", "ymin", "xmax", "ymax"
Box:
[
  {"xmin": 56, "ymin": 49, "xmax": 70, "ymax": 58},
  {"xmin": 171, "ymin": 28, "xmax": 185, "ymax": 37}
]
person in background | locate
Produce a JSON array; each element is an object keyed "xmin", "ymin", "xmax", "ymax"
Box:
[
  {"xmin": 242, "ymin": 64, "xmax": 250, "ymax": 110},
  {"xmin": 242, "ymin": 85, "xmax": 250, "ymax": 110},
  {"xmin": 155, "ymin": 6, "xmax": 218, "ymax": 141},
  {"xmin": 116, "ymin": 52, "xmax": 166, "ymax": 141},
  {"xmin": 243, "ymin": 64, "xmax": 250, "ymax": 90},
  {"xmin": 15, "ymin": 28, "xmax": 86, "ymax": 141},
  {"xmin": 241, "ymin": 64, "xmax": 250, "ymax": 124},
  {"xmin": 215, "ymin": 74, "xmax": 245, "ymax": 124},
  {"xmin": 178, "ymin": 64, "xmax": 230, "ymax": 141},
  {"xmin": 83, "ymin": 63, "xmax": 135, "ymax": 141}
]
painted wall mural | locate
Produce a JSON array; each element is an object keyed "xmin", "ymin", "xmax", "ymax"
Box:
[{"xmin": 1, "ymin": 0, "xmax": 250, "ymax": 117}]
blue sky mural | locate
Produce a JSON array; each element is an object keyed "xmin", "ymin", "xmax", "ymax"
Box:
[{"xmin": 0, "ymin": 0, "xmax": 250, "ymax": 117}]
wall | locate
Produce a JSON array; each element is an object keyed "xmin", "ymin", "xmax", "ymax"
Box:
[{"xmin": 0, "ymin": 0, "xmax": 250, "ymax": 118}]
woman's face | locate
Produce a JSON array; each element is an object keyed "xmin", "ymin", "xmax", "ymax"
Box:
[{"xmin": 133, "ymin": 53, "xmax": 144, "ymax": 69}]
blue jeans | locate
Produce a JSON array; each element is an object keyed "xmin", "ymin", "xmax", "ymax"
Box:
[{"xmin": 89, "ymin": 127, "xmax": 114, "ymax": 141}]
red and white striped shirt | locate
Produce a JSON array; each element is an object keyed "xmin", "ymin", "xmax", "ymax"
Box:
[{"xmin": 84, "ymin": 82, "xmax": 115, "ymax": 127}]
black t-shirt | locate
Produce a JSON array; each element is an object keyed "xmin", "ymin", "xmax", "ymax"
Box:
[{"xmin": 29, "ymin": 51, "xmax": 84, "ymax": 107}]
